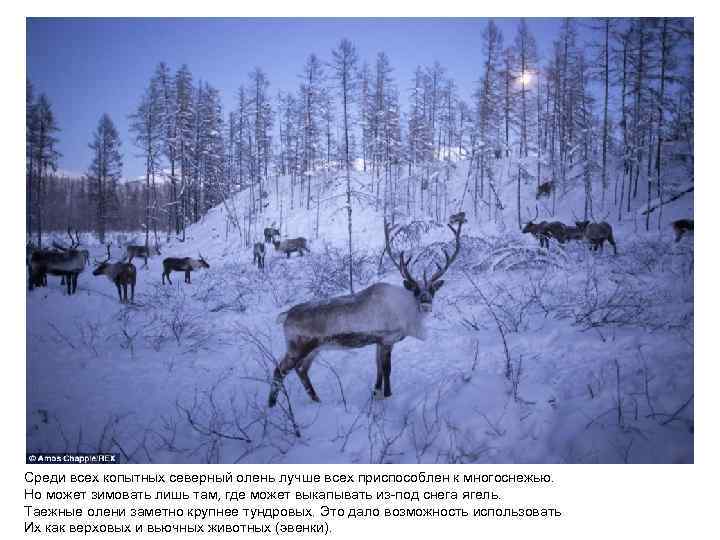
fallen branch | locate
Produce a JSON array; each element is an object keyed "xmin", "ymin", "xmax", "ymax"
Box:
[{"xmin": 641, "ymin": 186, "xmax": 693, "ymax": 215}]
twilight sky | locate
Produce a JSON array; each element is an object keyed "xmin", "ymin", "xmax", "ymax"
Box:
[{"xmin": 27, "ymin": 18, "xmax": 568, "ymax": 180}]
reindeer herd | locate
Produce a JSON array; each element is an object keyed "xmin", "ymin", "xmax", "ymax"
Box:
[
  {"xmin": 26, "ymin": 228, "xmax": 211, "ymax": 303},
  {"xmin": 27, "ymin": 210, "xmax": 693, "ymax": 306},
  {"xmin": 26, "ymin": 224, "xmax": 314, "ymax": 302},
  {"xmin": 522, "ymin": 209, "xmax": 619, "ymax": 255},
  {"xmin": 26, "ymin": 208, "xmax": 692, "ymax": 408},
  {"xmin": 252, "ymin": 227, "xmax": 311, "ymax": 271}
]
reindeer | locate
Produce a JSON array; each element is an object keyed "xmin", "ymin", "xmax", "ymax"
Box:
[
  {"xmin": 161, "ymin": 254, "xmax": 209, "ymax": 284},
  {"xmin": 92, "ymin": 251, "xmax": 137, "ymax": 304},
  {"xmin": 273, "ymin": 237, "xmax": 310, "ymax": 258},
  {"xmin": 268, "ymin": 219, "xmax": 463, "ymax": 408},
  {"xmin": 29, "ymin": 249, "xmax": 85, "ymax": 294},
  {"xmin": 449, "ymin": 211, "xmax": 467, "ymax": 225},
  {"xmin": 536, "ymin": 180, "xmax": 554, "ymax": 199},
  {"xmin": 253, "ymin": 242, "xmax": 265, "ymax": 270},
  {"xmin": 126, "ymin": 244, "xmax": 161, "ymax": 268},
  {"xmin": 521, "ymin": 207, "xmax": 550, "ymax": 248},
  {"xmin": 52, "ymin": 228, "xmax": 89, "ymax": 281},
  {"xmin": 672, "ymin": 219, "xmax": 693, "ymax": 242},
  {"xmin": 575, "ymin": 221, "xmax": 618, "ymax": 255},
  {"xmin": 544, "ymin": 221, "xmax": 569, "ymax": 244},
  {"xmin": 522, "ymin": 221, "xmax": 550, "ymax": 248},
  {"xmin": 564, "ymin": 224, "xmax": 586, "ymax": 241},
  {"xmin": 264, "ymin": 227, "xmax": 280, "ymax": 244}
]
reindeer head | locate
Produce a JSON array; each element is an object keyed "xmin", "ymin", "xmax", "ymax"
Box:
[
  {"xmin": 92, "ymin": 262, "xmax": 109, "ymax": 276},
  {"xmin": 93, "ymin": 246, "xmax": 112, "ymax": 276},
  {"xmin": 197, "ymin": 253, "xmax": 210, "ymax": 269},
  {"xmin": 522, "ymin": 221, "xmax": 536, "ymax": 234},
  {"xmin": 384, "ymin": 219, "xmax": 462, "ymax": 313}
]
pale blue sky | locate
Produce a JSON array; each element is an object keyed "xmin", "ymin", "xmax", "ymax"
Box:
[{"xmin": 27, "ymin": 18, "xmax": 567, "ymax": 179}]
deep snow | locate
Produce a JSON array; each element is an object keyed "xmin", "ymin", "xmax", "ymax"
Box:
[{"xmin": 27, "ymin": 158, "xmax": 694, "ymax": 463}]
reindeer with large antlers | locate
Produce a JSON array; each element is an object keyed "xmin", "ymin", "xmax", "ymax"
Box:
[{"xmin": 267, "ymin": 218, "xmax": 463, "ymax": 408}]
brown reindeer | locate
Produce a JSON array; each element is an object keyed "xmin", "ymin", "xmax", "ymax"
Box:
[
  {"xmin": 545, "ymin": 221, "xmax": 569, "ymax": 244},
  {"xmin": 268, "ymin": 220, "xmax": 463, "ymax": 407},
  {"xmin": 672, "ymin": 219, "xmax": 693, "ymax": 242},
  {"xmin": 536, "ymin": 180, "xmax": 554, "ymax": 199},
  {"xmin": 522, "ymin": 221, "xmax": 550, "ymax": 248},
  {"xmin": 449, "ymin": 211, "xmax": 467, "ymax": 225},
  {"xmin": 126, "ymin": 244, "xmax": 161, "ymax": 267},
  {"xmin": 253, "ymin": 242, "xmax": 265, "ymax": 270},
  {"xmin": 162, "ymin": 254, "xmax": 210, "ymax": 284},
  {"xmin": 575, "ymin": 221, "xmax": 618, "ymax": 255},
  {"xmin": 93, "ymin": 257, "xmax": 137, "ymax": 304},
  {"xmin": 273, "ymin": 237, "xmax": 310, "ymax": 258},
  {"xmin": 521, "ymin": 208, "xmax": 550, "ymax": 248},
  {"xmin": 564, "ymin": 224, "xmax": 586, "ymax": 241},
  {"xmin": 264, "ymin": 227, "xmax": 280, "ymax": 244}
]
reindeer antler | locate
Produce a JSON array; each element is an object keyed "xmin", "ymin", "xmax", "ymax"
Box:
[
  {"xmin": 93, "ymin": 244, "xmax": 112, "ymax": 266},
  {"xmin": 525, "ymin": 205, "xmax": 539, "ymax": 224},
  {"xmin": 428, "ymin": 221, "xmax": 463, "ymax": 284},
  {"xmin": 383, "ymin": 219, "xmax": 419, "ymax": 287}
]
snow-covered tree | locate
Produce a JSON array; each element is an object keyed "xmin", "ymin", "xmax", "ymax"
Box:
[
  {"xmin": 87, "ymin": 114, "xmax": 122, "ymax": 243},
  {"xmin": 330, "ymin": 38, "xmax": 359, "ymax": 293}
]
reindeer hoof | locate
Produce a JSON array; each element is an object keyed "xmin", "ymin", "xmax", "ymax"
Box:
[{"xmin": 373, "ymin": 389, "xmax": 385, "ymax": 400}]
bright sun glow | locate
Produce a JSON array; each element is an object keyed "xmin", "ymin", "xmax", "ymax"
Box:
[{"xmin": 520, "ymin": 71, "xmax": 532, "ymax": 85}]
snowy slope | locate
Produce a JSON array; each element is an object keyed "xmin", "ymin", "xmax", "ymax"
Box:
[{"xmin": 27, "ymin": 158, "xmax": 694, "ymax": 463}]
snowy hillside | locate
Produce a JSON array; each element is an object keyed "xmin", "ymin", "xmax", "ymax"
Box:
[{"xmin": 27, "ymin": 160, "xmax": 694, "ymax": 464}]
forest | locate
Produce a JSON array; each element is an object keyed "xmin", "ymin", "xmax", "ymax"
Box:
[{"xmin": 27, "ymin": 18, "xmax": 693, "ymax": 248}]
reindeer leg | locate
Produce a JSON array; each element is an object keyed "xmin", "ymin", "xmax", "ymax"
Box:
[
  {"xmin": 72, "ymin": 273, "xmax": 78, "ymax": 294},
  {"xmin": 382, "ymin": 345, "xmax": 393, "ymax": 398},
  {"xmin": 130, "ymin": 281, "xmax": 135, "ymax": 303},
  {"xmin": 295, "ymin": 351, "xmax": 320, "ymax": 402},
  {"xmin": 115, "ymin": 282, "xmax": 122, "ymax": 303},
  {"xmin": 268, "ymin": 354, "xmax": 299, "ymax": 408},
  {"xmin": 373, "ymin": 345, "xmax": 384, "ymax": 398},
  {"xmin": 269, "ymin": 340, "xmax": 318, "ymax": 407},
  {"xmin": 609, "ymin": 233, "xmax": 618, "ymax": 255}
]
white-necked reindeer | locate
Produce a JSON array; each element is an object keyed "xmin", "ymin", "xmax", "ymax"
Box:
[
  {"xmin": 268, "ymin": 219, "xmax": 463, "ymax": 408},
  {"xmin": 92, "ymin": 246, "xmax": 137, "ymax": 304}
]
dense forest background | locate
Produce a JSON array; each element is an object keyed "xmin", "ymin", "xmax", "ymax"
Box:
[{"xmin": 26, "ymin": 18, "xmax": 693, "ymax": 248}]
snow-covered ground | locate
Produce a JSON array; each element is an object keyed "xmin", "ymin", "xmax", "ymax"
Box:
[{"xmin": 27, "ymin": 159, "xmax": 694, "ymax": 463}]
